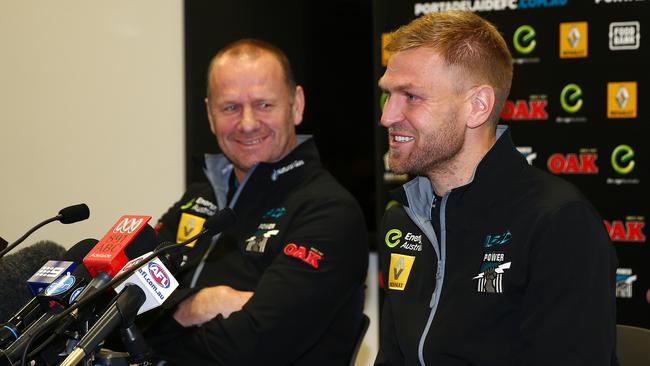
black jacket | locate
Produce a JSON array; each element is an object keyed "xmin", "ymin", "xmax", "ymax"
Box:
[
  {"xmin": 375, "ymin": 126, "xmax": 618, "ymax": 366},
  {"xmin": 149, "ymin": 137, "xmax": 368, "ymax": 365}
]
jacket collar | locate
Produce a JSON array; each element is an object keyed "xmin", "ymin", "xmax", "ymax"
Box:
[
  {"xmin": 393, "ymin": 126, "xmax": 526, "ymax": 213},
  {"xmin": 203, "ymin": 135, "xmax": 321, "ymax": 209}
]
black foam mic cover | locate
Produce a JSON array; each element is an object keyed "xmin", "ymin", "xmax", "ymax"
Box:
[
  {"xmin": 204, "ymin": 208, "xmax": 236, "ymax": 234},
  {"xmin": 58, "ymin": 204, "xmax": 90, "ymax": 224}
]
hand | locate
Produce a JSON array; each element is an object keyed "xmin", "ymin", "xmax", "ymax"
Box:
[{"xmin": 173, "ymin": 285, "xmax": 254, "ymax": 327}]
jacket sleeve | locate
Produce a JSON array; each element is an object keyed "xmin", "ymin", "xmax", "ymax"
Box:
[
  {"xmin": 162, "ymin": 197, "xmax": 369, "ymax": 365},
  {"xmin": 518, "ymin": 201, "xmax": 618, "ymax": 365}
]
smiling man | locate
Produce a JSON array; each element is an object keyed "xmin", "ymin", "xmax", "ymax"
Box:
[
  {"xmin": 148, "ymin": 39, "xmax": 368, "ymax": 365},
  {"xmin": 375, "ymin": 11, "xmax": 617, "ymax": 366}
]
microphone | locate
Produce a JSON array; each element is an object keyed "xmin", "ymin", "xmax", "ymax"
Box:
[
  {"xmin": 53, "ymin": 222, "xmax": 159, "ymax": 335},
  {"xmin": 57, "ymin": 209, "xmax": 234, "ymax": 366},
  {"xmin": 0, "ymin": 264, "xmax": 93, "ymax": 366},
  {"xmin": 61, "ymin": 255, "xmax": 179, "ymax": 366},
  {"xmin": 0, "ymin": 241, "xmax": 66, "ymax": 322},
  {"xmin": 0, "ymin": 203, "xmax": 90, "ymax": 258}
]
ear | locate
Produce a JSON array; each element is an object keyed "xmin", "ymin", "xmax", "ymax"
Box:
[
  {"xmin": 466, "ymin": 85, "xmax": 495, "ymax": 129},
  {"xmin": 291, "ymin": 85, "xmax": 305, "ymax": 126},
  {"xmin": 205, "ymin": 97, "xmax": 217, "ymax": 135}
]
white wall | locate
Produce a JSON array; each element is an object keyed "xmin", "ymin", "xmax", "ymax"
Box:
[{"xmin": 0, "ymin": 1, "xmax": 184, "ymax": 248}]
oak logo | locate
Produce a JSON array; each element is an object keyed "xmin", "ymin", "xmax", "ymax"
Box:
[
  {"xmin": 283, "ymin": 243, "xmax": 323, "ymax": 269},
  {"xmin": 500, "ymin": 96, "xmax": 548, "ymax": 120},
  {"xmin": 547, "ymin": 151, "xmax": 598, "ymax": 174},
  {"xmin": 604, "ymin": 218, "xmax": 646, "ymax": 242}
]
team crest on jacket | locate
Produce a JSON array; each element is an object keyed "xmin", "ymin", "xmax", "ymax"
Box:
[
  {"xmin": 473, "ymin": 258, "xmax": 511, "ymax": 294},
  {"xmin": 388, "ymin": 253, "xmax": 415, "ymax": 291},
  {"xmin": 245, "ymin": 226, "xmax": 279, "ymax": 253}
]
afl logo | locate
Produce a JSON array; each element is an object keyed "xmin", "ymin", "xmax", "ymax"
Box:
[
  {"xmin": 148, "ymin": 262, "xmax": 170, "ymax": 288},
  {"xmin": 45, "ymin": 274, "xmax": 76, "ymax": 296}
]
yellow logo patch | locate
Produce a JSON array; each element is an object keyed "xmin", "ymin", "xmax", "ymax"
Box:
[
  {"xmin": 559, "ymin": 22, "xmax": 588, "ymax": 59},
  {"xmin": 176, "ymin": 213, "xmax": 205, "ymax": 248},
  {"xmin": 388, "ymin": 253, "xmax": 415, "ymax": 291},
  {"xmin": 607, "ymin": 82, "xmax": 637, "ymax": 119}
]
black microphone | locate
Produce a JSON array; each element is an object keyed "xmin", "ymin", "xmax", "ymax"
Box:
[
  {"xmin": 0, "ymin": 239, "xmax": 95, "ymax": 348},
  {"xmin": 0, "ymin": 203, "xmax": 90, "ymax": 258},
  {"xmin": 0, "ymin": 241, "xmax": 67, "ymax": 322},
  {"xmin": 57, "ymin": 204, "xmax": 91, "ymax": 224}
]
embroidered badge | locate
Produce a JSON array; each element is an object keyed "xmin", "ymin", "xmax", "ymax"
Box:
[
  {"xmin": 263, "ymin": 207, "xmax": 286, "ymax": 219},
  {"xmin": 473, "ymin": 261, "xmax": 511, "ymax": 294},
  {"xmin": 385, "ymin": 229, "xmax": 402, "ymax": 248},
  {"xmin": 176, "ymin": 213, "xmax": 206, "ymax": 248},
  {"xmin": 388, "ymin": 253, "xmax": 415, "ymax": 291},
  {"xmin": 245, "ymin": 229, "xmax": 279, "ymax": 253},
  {"xmin": 283, "ymin": 243, "xmax": 323, "ymax": 269},
  {"xmin": 484, "ymin": 230, "xmax": 512, "ymax": 248}
]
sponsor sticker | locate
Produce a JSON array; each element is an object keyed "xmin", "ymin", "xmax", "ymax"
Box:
[
  {"xmin": 388, "ymin": 253, "xmax": 415, "ymax": 291},
  {"xmin": 44, "ymin": 274, "xmax": 76, "ymax": 296},
  {"xmin": 609, "ymin": 21, "xmax": 640, "ymax": 50},
  {"xmin": 607, "ymin": 82, "xmax": 637, "ymax": 119},
  {"xmin": 560, "ymin": 22, "xmax": 588, "ymax": 58}
]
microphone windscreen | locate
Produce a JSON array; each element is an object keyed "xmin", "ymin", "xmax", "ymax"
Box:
[
  {"xmin": 61, "ymin": 239, "xmax": 99, "ymax": 263},
  {"xmin": 204, "ymin": 208, "xmax": 236, "ymax": 234},
  {"xmin": 0, "ymin": 241, "xmax": 66, "ymax": 321},
  {"xmin": 123, "ymin": 224, "xmax": 160, "ymax": 260},
  {"xmin": 58, "ymin": 204, "xmax": 90, "ymax": 224}
]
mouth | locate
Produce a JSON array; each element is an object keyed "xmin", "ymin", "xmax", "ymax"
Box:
[
  {"xmin": 235, "ymin": 135, "xmax": 269, "ymax": 146},
  {"xmin": 389, "ymin": 132, "xmax": 415, "ymax": 145}
]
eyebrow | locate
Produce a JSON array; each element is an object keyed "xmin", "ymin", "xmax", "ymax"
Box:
[{"xmin": 378, "ymin": 79, "xmax": 419, "ymax": 94}]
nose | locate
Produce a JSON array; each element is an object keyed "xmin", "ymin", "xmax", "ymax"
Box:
[
  {"xmin": 380, "ymin": 94, "xmax": 403, "ymax": 128},
  {"xmin": 238, "ymin": 105, "xmax": 260, "ymax": 133}
]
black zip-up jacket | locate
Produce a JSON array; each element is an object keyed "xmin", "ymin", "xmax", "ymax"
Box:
[
  {"xmin": 375, "ymin": 126, "xmax": 618, "ymax": 366},
  {"xmin": 148, "ymin": 137, "xmax": 368, "ymax": 365}
]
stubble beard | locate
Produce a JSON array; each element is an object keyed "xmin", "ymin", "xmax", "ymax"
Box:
[{"xmin": 389, "ymin": 113, "xmax": 464, "ymax": 176}]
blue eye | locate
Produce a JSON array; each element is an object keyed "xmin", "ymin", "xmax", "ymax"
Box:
[{"xmin": 406, "ymin": 93, "xmax": 418, "ymax": 102}]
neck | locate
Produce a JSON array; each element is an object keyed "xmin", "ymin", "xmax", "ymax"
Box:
[{"xmin": 427, "ymin": 130, "xmax": 496, "ymax": 196}]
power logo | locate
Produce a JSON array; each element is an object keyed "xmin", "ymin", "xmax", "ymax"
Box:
[
  {"xmin": 513, "ymin": 25, "xmax": 536, "ymax": 55},
  {"xmin": 560, "ymin": 22, "xmax": 588, "ymax": 58},
  {"xmin": 607, "ymin": 82, "xmax": 637, "ymax": 119},
  {"xmin": 385, "ymin": 229, "xmax": 402, "ymax": 248},
  {"xmin": 611, "ymin": 145, "xmax": 635, "ymax": 175},
  {"xmin": 547, "ymin": 152, "xmax": 598, "ymax": 174},
  {"xmin": 388, "ymin": 253, "xmax": 415, "ymax": 291},
  {"xmin": 560, "ymin": 84, "xmax": 583, "ymax": 114},
  {"xmin": 604, "ymin": 219, "xmax": 646, "ymax": 242}
]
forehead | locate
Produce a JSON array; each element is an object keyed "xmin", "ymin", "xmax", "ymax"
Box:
[
  {"xmin": 209, "ymin": 52, "xmax": 286, "ymax": 99},
  {"xmin": 379, "ymin": 47, "xmax": 453, "ymax": 90}
]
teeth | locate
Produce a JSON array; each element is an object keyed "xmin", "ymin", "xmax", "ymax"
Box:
[
  {"xmin": 393, "ymin": 135, "xmax": 414, "ymax": 143},
  {"xmin": 241, "ymin": 138, "xmax": 263, "ymax": 145}
]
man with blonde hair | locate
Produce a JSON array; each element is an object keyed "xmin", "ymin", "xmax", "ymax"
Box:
[{"xmin": 375, "ymin": 11, "xmax": 617, "ymax": 365}]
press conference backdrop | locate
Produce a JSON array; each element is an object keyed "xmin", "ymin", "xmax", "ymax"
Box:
[
  {"xmin": 0, "ymin": 1, "xmax": 184, "ymax": 247},
  {"xmin": 373, "ymin": 1, "xmax": 649, "ymax": 328}
]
